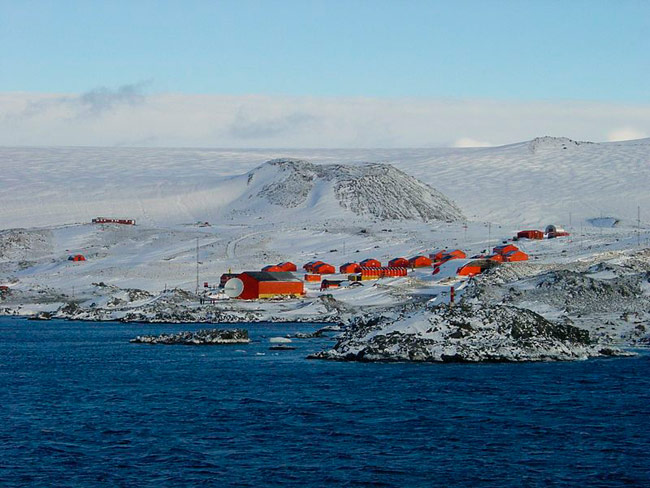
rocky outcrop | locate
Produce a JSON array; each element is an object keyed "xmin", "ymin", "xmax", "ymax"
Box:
[
  {"xmin": 130, "ymin": 328, "xmax": 250, "ymax": 345},
  {"xmin": 241, "ymin": 159, "xmax": 464, "ymax": 222},
  {"xmin": 311, "ymin": 302, "xmax": 628, "ymax": 362}
]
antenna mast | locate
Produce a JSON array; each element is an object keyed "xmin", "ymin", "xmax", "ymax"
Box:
[
  {"xmin": 195, "ymin": 237, "xmax": 199, "ymax": 295},
  {"xmin": 638, "ymin": 206, "xmax": 641, "ymax": 247}
]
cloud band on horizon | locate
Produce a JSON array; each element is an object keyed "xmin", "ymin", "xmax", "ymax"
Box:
[{"xmin": 1, "ymin": 86, "xmax": 649, "ymax": 148}]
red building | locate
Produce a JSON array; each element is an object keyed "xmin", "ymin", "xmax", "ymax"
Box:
[
  {"xmin": 517, "ymin": 230, "xmax": 544, "ymax": 240},
  {"xmin": 220, "ymin": 273, "xmax": 239, "ymax": 287}
]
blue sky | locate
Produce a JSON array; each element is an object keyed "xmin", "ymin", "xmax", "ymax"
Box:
[
  {"xmin": 1, "ymin": 1, "xmax": 649, "ymax": 147},
  {"xmin": 2, "ymin": 0, "xmax": 649, "ymax": 101}
]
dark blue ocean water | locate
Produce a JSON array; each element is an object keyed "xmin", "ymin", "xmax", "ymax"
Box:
[{"xmin": 1, "ymin": 318, "xmax": 649, "ymax": 487}]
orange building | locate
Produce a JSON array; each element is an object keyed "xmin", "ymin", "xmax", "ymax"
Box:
[
  {"xmin": 313, "ymin": 263, "xmax": 335, "ymax": 274},
  {"xmin": 278, "ymin": 262, "xmax": 297, "ymax": 272},
  {"xmin": 503, "ymin": 250, "xmax": 529, "ymax": 262},
  {"xmin": 262, "ymin": 265, "xmax": 285, "ymax": 272},
  {"xmin": 457, "ymin": 259, "xmax": 500, "ymax": 277},
  {"xmin": 408, "ymin": 255, "xmax": 432, "ymax": 268},
  {"xmin": 358, "ymin": 266, "xmax": 408, "ymax": 279},
  {"xmin": 429, "ymin": 249, "xmax": 448, "ymax": 263},
  {"xmin": 236, "ymin": 272, "xmax": 304, "ymax": 299},
  {"xmin": 303, "ymin": 261, "xmax": 324, "ymax": 272},
  {"xmin": 339, "ymin": 262, "xmax": 361, "ymax": 273},
  {"xmin": 388, "ymin": 257, "xmax": 409, "ymax": 268},
  {"xmin": 493, "ymin": 244, "xmax": 519, "ymax": 255},
  {"xmin": 359, "ymin": 258, "xmax": 381, "ymax": 268}
]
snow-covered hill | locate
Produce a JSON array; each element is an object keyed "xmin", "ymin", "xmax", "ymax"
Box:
[{"xmin": 1, "ymin": 136, "xmax": 648, "ymax": 229}]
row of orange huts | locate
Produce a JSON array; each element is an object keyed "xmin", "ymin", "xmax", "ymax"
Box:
[{"xmin": 218, "ymin": 243, "xmax": 533, "ymax": 299}]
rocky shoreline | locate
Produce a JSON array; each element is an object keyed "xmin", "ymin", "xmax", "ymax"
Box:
[
  {"xmin": 130, "ymin": 328, "xmax": 250, "ymax": 345},
  {"xmin": 309, "ymin": 302, "xmax": 631, "ymax": 363}
]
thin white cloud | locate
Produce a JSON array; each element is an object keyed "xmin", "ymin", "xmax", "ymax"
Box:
[
  {"xmin": 606, "ymin": 127, "xmax": 648, "ymax": 142},
  {"xmin": 1, "ymin": 90, "xmax": 649, "ymax": 147}
]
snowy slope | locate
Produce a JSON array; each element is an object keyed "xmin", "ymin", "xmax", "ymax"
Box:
[{"xmin": 1, "ymin": 137, "xmax": 649, "ymax": 229}]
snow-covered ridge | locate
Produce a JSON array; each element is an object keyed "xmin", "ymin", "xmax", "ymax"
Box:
[
  {"xmin": 232, "ymin": 159, "xmax": 464, "ymax": 222},
  {"xmin": 1, "ymin": 136, "xmax": 649, "ymax": 228}
]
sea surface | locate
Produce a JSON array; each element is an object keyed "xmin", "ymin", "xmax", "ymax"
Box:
[{"xmin": 1, "ymin": 317, "xmax": 649, "ymax": 487}]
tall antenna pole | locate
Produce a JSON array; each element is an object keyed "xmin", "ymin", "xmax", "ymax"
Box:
[
  {"xmin": 638, "ymin": 205, "xmax": 641, "ymax": 247},
  {"xmin": 195, "ymin": 237, "xmax": 199, "ymax": 295},
  {"xmin": 487, "ymin": 222, "xmax": 491, "ymax": 253}
]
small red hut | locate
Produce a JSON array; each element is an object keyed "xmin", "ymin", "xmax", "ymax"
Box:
[
  {"xmin": 313, "ymin": 263, "xmax": 335, "ymax": 274},
  {"xmin": 339, "ymin": 262, "xmax": 361, "ymax": 274},
  {"xmin": 503, "ymin": 250, "xmax": 529, "ymax": 262},
  {"xmin": 303, "ymin": 261, "xmax": 324, "ymax": 272},
  {"xmin": 388, "ymin": 257, "xmax": 409, "ymax": 268},
  {"xmin": 277, "ymin": 262, "xmax": 297, "ymax": 272},
  {"xmin": 493, "ymin": 244, "xmax": 519, "ymax": 255},
  {"xmin": 408, "ymin": 255, "xmax": 432, "ymax": 268},
  {"xmin": 262, "ymin": 265, "xmax": 285, "ymax": 272},
  {"xmin": 517, "ymin": 230, "xmax": 544, "ymax": 240},
  {"xmin": 359, "ymin": 258, "xmax": 381, "ymax": 268}
]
